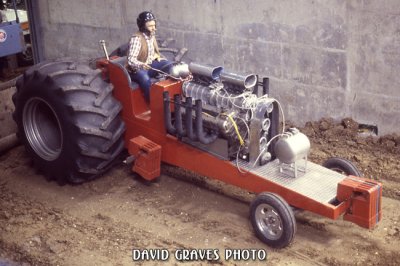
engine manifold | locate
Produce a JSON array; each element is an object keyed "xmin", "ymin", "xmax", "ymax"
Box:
[{"xmin": 163, "ymin": 63, "xmax": 284, "ymax": 166}]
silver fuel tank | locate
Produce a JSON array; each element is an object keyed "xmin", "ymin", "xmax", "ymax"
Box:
[{"xmin": 274, "ymin": 128, "xmax": 310, "ymax": 164}]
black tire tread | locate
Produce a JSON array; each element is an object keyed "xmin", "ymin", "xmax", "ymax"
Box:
[
  {"xmin": 94, "ymin": 84, "xmax": 113, "ymax": 107},
  {"xmin": 60, "ymin": 85, "xmax": 101, "ymax": 94},
  {"xmin": 82, "ymin": 70, "xmax": 102, "ymax": 86},
  {"xmin": 13, "ymin": 59, "xmax": 125, "ymax": 184},
  {"xmin": 76, "ymin": 126, "xmax": 113, "ymax": 140}
]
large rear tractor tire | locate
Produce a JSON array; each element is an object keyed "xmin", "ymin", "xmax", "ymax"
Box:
[{"xmin": 12, "ymin": 60, "xmax": 125, "ymax": 185}]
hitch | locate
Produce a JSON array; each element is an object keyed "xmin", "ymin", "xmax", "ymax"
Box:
[
  {"xmin": 337, "ymin": 176, "xmax": 382, "ymax": 229},
  {"xmin": 128, "ymin": 136, "xmax": 162, "ymax": 181}
]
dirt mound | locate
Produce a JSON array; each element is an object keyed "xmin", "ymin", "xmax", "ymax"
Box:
[{"xmin": 292, "ymin": 117, "xmax": 400, "ymax": 200}]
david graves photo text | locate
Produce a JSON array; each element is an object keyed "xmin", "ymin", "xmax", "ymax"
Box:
[{"xmin": 132, "ymin": 248, "xmax": 267, "ymax": 262}]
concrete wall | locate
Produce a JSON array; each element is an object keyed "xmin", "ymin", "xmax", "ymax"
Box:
[{"xmin": 34, "ymin": 0, "xmax": 400, "ymax": 135}]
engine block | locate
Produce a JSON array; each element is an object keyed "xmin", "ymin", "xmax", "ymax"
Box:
[{"xmin": 163, "ymin": 62, "xmax": 285, "ymax": 167}]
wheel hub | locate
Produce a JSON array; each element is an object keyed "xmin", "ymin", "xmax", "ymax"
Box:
[
  {"xmin": 255, "ymin": 203, "xmax": 283, "ymax": 240},
  {"xmin": 22, "ymin": 97, "xmax": 63, "ymax": 161}
]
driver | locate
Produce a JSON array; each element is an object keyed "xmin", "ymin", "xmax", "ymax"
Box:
[{"xmin": 127, "ymin": 11, "xmax": 172, "ymax": 102}]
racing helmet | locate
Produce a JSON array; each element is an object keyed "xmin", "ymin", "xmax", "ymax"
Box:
[{"xmin": 137, "ymin": 11, "xmax": 156, "ymax": 33}]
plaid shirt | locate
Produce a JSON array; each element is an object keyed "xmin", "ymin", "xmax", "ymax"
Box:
[{"xmin": 127, "ymin": 32, "xmax": 156, "ymax": 69}]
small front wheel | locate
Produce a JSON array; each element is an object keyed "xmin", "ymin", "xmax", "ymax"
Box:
[
  {"xmin": 323, "ymin": 157, "xmax": 362, "ymax": 177},
  {"xmin": 250, "ymin": 192, "xmax": 296, "ymax": 248}
]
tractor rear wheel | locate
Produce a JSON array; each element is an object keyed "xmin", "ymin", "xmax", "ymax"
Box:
[{"xmin": 12, "ymin": 60, "xmax": 125, "ymax": 184}]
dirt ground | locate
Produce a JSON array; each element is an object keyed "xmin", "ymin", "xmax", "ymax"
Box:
[{"xmin": 1, "ymin": 117, "xmax": 400, "ymax": 266}]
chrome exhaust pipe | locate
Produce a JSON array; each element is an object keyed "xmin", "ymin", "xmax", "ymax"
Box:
[
  {"xmin": 220, "ymin": 71, "xmax": 257, "ymax": 90},
  {"xmin": 189, "ymin": 62, "xmax": 223, "ymax": 80}
]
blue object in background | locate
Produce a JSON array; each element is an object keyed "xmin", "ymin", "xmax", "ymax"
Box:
[{"xmin": 0, "ymin": 21, "xmax": 24, "ymax": 57}]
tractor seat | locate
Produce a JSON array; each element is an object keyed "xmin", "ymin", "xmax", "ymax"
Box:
[{"xmin": 109, "ymin": 56, "xmax": 163, "ymax": 90}]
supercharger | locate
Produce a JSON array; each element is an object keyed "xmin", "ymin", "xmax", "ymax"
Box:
[{"xmin": 163, "ymin": 62, "xmax": 310, "ymax": 168}]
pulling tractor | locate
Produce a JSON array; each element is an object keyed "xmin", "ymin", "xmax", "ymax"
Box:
[{"xmin": 11, "ymin": 42, "xmax": 382, "ymax": 248}]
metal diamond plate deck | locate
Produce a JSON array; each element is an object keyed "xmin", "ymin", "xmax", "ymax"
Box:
[{"xmin": 234, "ymin": 159, "xmax": 346, "ymax": 203}]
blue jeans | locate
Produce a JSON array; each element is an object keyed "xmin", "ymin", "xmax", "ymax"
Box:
[{"xmin": 130, "ymin": 60, "xmax": 172, "ymax": 102}]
